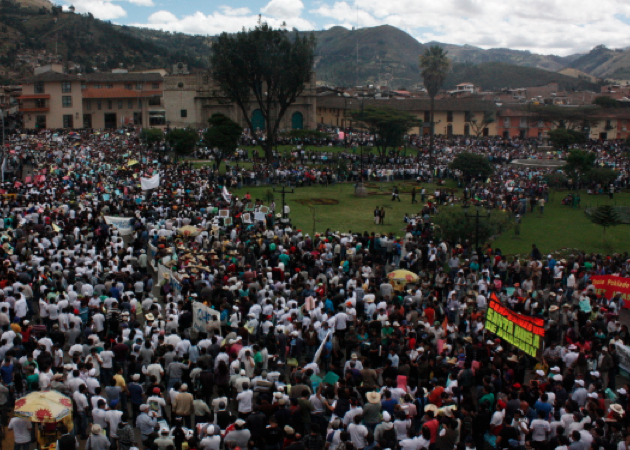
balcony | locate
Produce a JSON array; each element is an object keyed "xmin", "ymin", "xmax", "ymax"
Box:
[{"xmin": 20, "ymin": 107, "xmax": 49, "ymax": 112}]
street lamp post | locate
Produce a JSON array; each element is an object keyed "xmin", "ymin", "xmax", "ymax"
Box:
[
  {"xmin": 462, "ymin": 203, "xmax": 492, "ymax": 254},
  {"xmin": 273, "ymin": 184, "xmax": 294, "ymax": 220}
]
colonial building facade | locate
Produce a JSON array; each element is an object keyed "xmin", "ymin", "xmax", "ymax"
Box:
[{"xmin": 163, "ymin": 72, "xmax": 317, "ymax": 131}]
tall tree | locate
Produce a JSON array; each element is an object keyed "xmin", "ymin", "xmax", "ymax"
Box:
[
  {"xmin": 587, "ymin": 205, "xmax": 622, "ymax": 236},
  {"xmin": 166, "ymin": 128, "xmax": 198, "ymax": 157},
  {"xmin": 210, "ymin": 23, "xmax": 316, "ymax": 162},
  {"xmin": 202, "ymin": 113, "xmax": 243, "ymax": 172},
  {"xmin": 419, "ymin": 46, "xmax": 450, "ymax": 178},
  {"xmin": 347, "ymin": 107, "xmax": 418, "ymax": 161},
  {"xmin": 449, "ymin": 152, "xmax": 493, "ymax": 181}
]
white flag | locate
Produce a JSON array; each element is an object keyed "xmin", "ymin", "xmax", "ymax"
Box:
[
  {"xmin": 222, "ymin": 186, "xmax": 232, "ymax": 203},
  {"xmin": 141, "ymin": 174, "xmax": 160, "ymax": 190}
]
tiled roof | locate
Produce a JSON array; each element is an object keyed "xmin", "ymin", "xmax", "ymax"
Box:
[
  {"xmin": 85, "ymin": 73, "xmax": 163, "ymax": 83},
  {"xmin": 316, "ymin": 96, "xmax": 496, "ymax": 112},
  {"xmin": 22, "ymin": 72, "xmax": 81, "ymax": 83},
  {"xmin": 81, "ymin": 89, "xmax": 162, "ymax": 99}
]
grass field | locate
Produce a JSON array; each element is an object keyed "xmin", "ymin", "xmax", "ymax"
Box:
[{"xmin": 230, "ymin": 182, "xmax": 630, "ymax": 255}]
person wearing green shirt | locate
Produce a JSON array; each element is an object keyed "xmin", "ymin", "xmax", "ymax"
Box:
[
  {"xmin": 26, "ymin": 366, "xmax": 39, "ymax": 392},
  {"xmin": 253, "ymin": 347, "xmax": 263, "ymax": 366},
  {"xmin": 381, "ymin": 322, "xmax": 394, "ymax": 347},
  {"xmin": 279, "ymin": 252, "xmax": 290, "ymax": 266},
  {"xmin": 479, "ymin": 385, "xmax": 495, "ymax": 411}
]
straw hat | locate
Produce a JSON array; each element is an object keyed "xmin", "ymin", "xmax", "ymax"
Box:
[
  {"xmin": 424, "ymin": 404, "xmax": 439, "ymax": 413},
  {"xmin": 611, "ymin": 404, "xmax": 625, "ymax": 415},
  {"xmin": 145, "ymin": 313, "xmax": 155, "ymax": 321},
  {"xmin": 366, "ymin": 392, "xmax": 381, "ymax": 404}
]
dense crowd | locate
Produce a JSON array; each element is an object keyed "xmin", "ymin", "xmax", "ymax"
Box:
[{"xmin": 0, "ymin": 128, "xmax": 629, "ymax": 450}]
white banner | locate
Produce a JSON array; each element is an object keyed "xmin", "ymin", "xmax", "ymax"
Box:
[
  {"xmin": 104, "ymin": 216, "xmax": 134, "ymax": 236},
  {"xmin": 193, "ymin": 301, "xmax": 220, "ymax": 332},
  {"xmin": 313, "ymin": 330, "xmax": 332, "ymax": 365},
  {"xmin": 617, "ymin": 343, "xmax": 630, "ymax": 374},
  {"xmin": 141, "ymin": 174, "xmax": 160, "ymax": 190}
]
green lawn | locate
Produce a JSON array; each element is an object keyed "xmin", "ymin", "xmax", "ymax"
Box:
[{"xmin": 230, "ymin": 182, "xmax": 630, "ymax": 255}]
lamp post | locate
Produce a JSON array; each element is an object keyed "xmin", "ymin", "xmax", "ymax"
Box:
[
  {"xmin": 355, "ymin": 96, "xmax": 367, "ymax": 197},
  {"xmin": 273, "ymin": 184, "xmax": 294, "ymax": 220},
  {"xmin": 462, "ymin": 203, "xmax": 491, "ymax": 254}
]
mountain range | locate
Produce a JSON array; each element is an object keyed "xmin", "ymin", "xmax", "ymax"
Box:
[{"xmin": 2, "ymin": 0, "xmax": 629, "ymax": 91}]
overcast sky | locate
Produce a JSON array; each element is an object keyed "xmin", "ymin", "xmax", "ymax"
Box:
[{"xmin": 61, "ymin": 0, "xmax": 630, "ymax": 56}]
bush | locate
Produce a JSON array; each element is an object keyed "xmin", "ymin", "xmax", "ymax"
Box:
[
  {"xmin": 141, "ymin": 128, "xmax": 164, "ymax": 147},
  {"xmin": 433, "ymin": 206, "xmax": 513, "ymax": 247},
  {"xmin": 582, "ymin": 168, "xmax": 618, "ymax": 186},
  {"xmin": 545, "ymin": 172, "xmax": 567, "ymax": 188}
]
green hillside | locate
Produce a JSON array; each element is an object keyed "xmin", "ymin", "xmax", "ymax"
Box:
[{"xmin": 445, "ymin": 62, "xmax": 600, "ymax": 91}]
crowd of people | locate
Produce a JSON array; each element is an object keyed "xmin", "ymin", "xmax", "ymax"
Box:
[{"xmin": 0, "ymin": 127, "xmax": 629, "ymax": 450}]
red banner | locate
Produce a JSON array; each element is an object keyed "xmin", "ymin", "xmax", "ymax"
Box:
[{"xmin": 590, "ymin": 275, "xmax": 630, "ymax": 307}]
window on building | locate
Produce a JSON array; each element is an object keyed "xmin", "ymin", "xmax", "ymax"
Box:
[
  {"xmin": 81, "ymin": 83, "xmax": 86, "ymax": 90},
  {"xmin": 424, "ymin": 111, "xmax": 430, "ymax": 123},
  {"xmin": 464, "ymin": 111, "xmax": 472, "ymax": 122},
  {"xmin": 520, "ymin": 118, "xmax": 528, "ymax": 128},
  {"xmin": 105, "ymin": 84, "xmax": 113, "ymax": 89},
  {"xmin": 106, "ymin": 100, "xmax": 112, "ymax": 109},
  {"xmin": 62, "ymin": 82, "xmax": 72, "ymax": 93},
  {"xmin": 125, "ymin": 84, "xmax": 132, "ymax": 90},
  {"xmin": 93, "ymin": 84, "xmax": 102, "ymax": 89},
  {"xmin": 97, "ymin": 101, "xmax": 102, "ymax": 110},
  {"xmin": 148, "ymin": 96, "xmax": 161, "ymax": 106},
  {"xmin": 35, "ymin": 115, "xmax": 46, "ymax": 129},
  {"xmin": 538, "ymin": 120, "xmax": 544, "ymax": 128},
  {"xmin": 118, "ymin": 100, "xmax": 123, "ymax": 109},
  {"xmin": 34, "ymin": 82, "xmax": 45, "ymax": 94},
  {"xmin": 62, "ymin": 96, "xmax": 72, "ymax": 107},
  {"xmin": 503, "ymin": 118, "xmax": 510, "ymax": 127},
  {"xmin": 83, "ymin": 114, "xmax": 92, "ymax": 128},
  {"xmin": 35, "ymin": 99, "xmax": 46, "ymax": 108},
  {"xmin": 464, "ymin": 125, "xmax": 470, "ymax": 136},
  {"xmin": 149, "ymin": 111, "xmax": 166, "ymax": 126},
  {"xmin": 63, "ymin": 115, "xmax": 73, "ymax": 128},
  {"xmin": 446, "ymin": 111, "xmax": 453, "ymax": 122},
  {"xmin": 136, "ymin": 83, "xmax": 144, "ymax": 90},
  {"xmin": 152, "ymin": 83, "xmax": 159, "ymax": 89},
  {"xmin": 138, "ymin": 99, "xmax": 142, "ymax": 109},
  {"xmin": 86, "ymin": 100, "xmax": 91, "ymax": 110},
  {"xmin": 128, "ymin": 100, "xmax": 134, "ymax": 109},
  {"xmin": 181, "ymin": 109, "xmax": 187, "ymax": 118}
]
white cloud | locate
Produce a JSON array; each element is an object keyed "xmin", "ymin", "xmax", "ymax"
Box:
[
  {"xmin": 132, "ymin": 2, "xmax": 315, "ymax": 35},
  {"xmin": 63, "ymin": 0, "xmax": 127, "ymax": 20},
  {"xmin": 128, "ymin": 0, "xmax": 154, "ymax": 7},
  {"xmin": 312, "ymin": 0, "xmax": 630, "ymax": 55},
  {"xmin": 261, "ymin": 0, "xmax": 304, "ymax": 18}
]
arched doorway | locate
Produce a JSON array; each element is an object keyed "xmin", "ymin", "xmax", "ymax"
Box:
[
  {"xmin": 251, "ymin": 109, "xmax": 265, "ymax": 131},
  {"xmin": 291, "ymin": 112, "xmax": 304, "ymax": 130}
]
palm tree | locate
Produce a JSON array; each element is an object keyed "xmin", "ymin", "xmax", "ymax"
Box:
[{"xmin": 419, "ymin": 46, "xmax": 450, "ymax": 178}]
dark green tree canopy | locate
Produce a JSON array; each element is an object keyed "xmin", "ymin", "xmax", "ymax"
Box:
[
  {"xmin": 348, "ymin": 107, "xmax": 418, "ymax": 159},
  {"xmin": 210, "ymin": 23, "xmax": 316, "ymax": 161},
  {"xmin": 549, "ymin": 128, "xmax": 587, "ymax": 149},
  {"xmin": 203, "ymin": 113, "xmax": 243, "ymax": 170},
  {"xmin": 529, "ymin": 105, "xmax": 600, "ymax": 131},
  {"xmin": 140, "ymin": 128, "xmax": 164, "ymax": 147},
  {"xmin": 587, "ymin": 205, "xmax": 622, "ymax": 235},
  {"xmin": 433, "ymin": 207, "xmax": 512, "ymax": 246},
  {"xmin": 449, "ymin": 152, "xmax": 493, "ymax": 180},
  {"xmin": 593, "ymin": 96, "xmax": 619, "ymax": 108},
  {"xmin": 166, "ymin": 128, "xmax": 198, "ymax": 155},
  {"xmin": 565, "ymin": 149, "xmax": 596, "ymax": 173}
]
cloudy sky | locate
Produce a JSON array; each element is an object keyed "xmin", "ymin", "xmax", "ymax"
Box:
[{"xmin": 62, "ymin": 0, "xmax": 630, "ymax": 56}]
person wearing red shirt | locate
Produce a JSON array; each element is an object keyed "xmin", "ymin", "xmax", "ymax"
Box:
[
  {"xmin": 428, "ymin": 379, "xmax": 444, "ymax": 407},
  {"xmin": 423, "ymin": 411, "xmax": 439, "ymax": 444},
  {"xmin": 424, "ymin": 304, "xmax": 435, "ymax": 325}
]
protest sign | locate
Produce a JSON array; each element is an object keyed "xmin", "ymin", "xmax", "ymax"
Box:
[
  {"xmin": 141, "ymin": 174, "xmax": 160, "ymax": 190},
  {"xmin": 590, "ymin": 275, "xmax": 630, "ymax": 307},
  {"xmin": 192, "ymin": 301, "xmax": 220, "ymax": 332},
  {"xmin": 485, "ymin": 294, "xmax": 545, "ymax": 357},
  {"xmin": 616, "ymin": 343, "xmax": 630, "ymax": 373},
  {"xmin": 104, "ymin": 216, "xmax": 134, "ymax": 236}
]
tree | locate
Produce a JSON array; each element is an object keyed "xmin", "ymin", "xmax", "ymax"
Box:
[
  {"xmin": 210, "ymin": 23, "xmax": 316, "ymax": 162},
  {"xmin": 469, "ymin": 111, "xmax": 495, "ymax": 138},
  {"xmin": 419, "ymin": 46, "xmax": 450, "ymax": 176},
  {"xmin": 166, "ymin": 128, "xmax": 198, "ymax": 156},
  {"xmin": 582, "ymin": 167, "xmax": 618, "ymax": 186},
  {"xmin": 593, "ymin": 96, "xmax": 619, "ymax": 108},
  {"xmin": 449, "ymin": 152, "xmax": 493, "ymax": 180},
  {"xmin": 140, "ymin": 128, "xmax": 164, "ymax": 147},
  {"xmin": 347, "ymin": 107, "xmax": 418, "ymax": 160},
  {"xmin": 433, "ymin": 207, "xmax": 513, "ymax": 247},
  {"xmin": 565, "ymin": 149, "xmax": 596, "ymax": 173},
  {"xmin": 587, "ymin": 205, "xmax": 622, "ymax": 235},
  {"xmin": 529, "ymin": 105, "xmax": 600, "ymax": 131},
  {"xmin": 202, "ymin": 113, "xmax": 243, "ymax": 172},
  {"xmin": 549, "ymin": 128, "xmax": 587, "ymax": 149}
]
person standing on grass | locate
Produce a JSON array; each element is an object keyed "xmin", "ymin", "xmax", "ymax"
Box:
[
  {"xmin": 411, "ymin": 187, "xmax": 418, "ymax": 204},
  {"xmin": 392, "ymin": 186, "xmax": 401, "ymax": 202}
]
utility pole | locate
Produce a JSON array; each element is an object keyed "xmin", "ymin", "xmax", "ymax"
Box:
[
  {"xmin": 273, "ymin": 185, "xmax": 294, "ymax": 220},
  {"xmin": 0, "ymin": 109, "xmax": 5, "ymax": 182}
]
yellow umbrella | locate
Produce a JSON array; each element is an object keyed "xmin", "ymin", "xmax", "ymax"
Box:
[
  {"xmin": 178, "ymin": 225, "xmax": 201, "ymax": 237},
  {"xmin": 14, "ymin": 391, "xmax": 73, "ymax": 423},
  {"xmin": 387, "ymin": 269, "xmax": 420, "ymax": 283}
]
